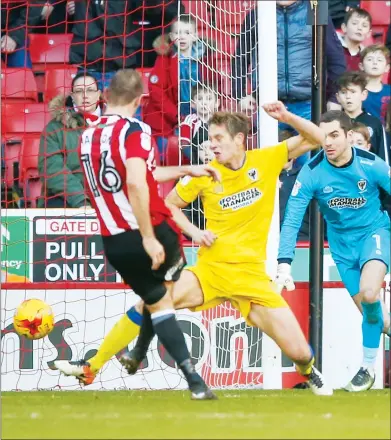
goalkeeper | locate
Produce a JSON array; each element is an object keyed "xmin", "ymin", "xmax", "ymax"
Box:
[
  {"xmin": 119, "ymin": 104, "xmax": 333, "ymax": 395},
  {"xmin": 276, "ymin": 110, "xmax": 391, "ymax": 392}
]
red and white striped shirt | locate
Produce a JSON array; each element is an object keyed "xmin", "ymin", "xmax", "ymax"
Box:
[{"xmin": 79, "ymin": 115, "xmax": 171, "ymax": 236}]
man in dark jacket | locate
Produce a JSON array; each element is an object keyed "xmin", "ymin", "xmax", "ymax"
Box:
[
  {"xmin": 1, "ymin": 0, "xmax": 43, "ymax": 67},
  {"xmin": 232, "ymin": 0, "xmax": 346, "ymax": 141},
  {"xmin": 68, "ymin": 0, "xmax": 183, "ymax": 88}
]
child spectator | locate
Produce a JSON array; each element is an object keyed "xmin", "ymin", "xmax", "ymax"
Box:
[
  {"xmin": 179, "ymin": 84, "xmax": 220, "ymax": 164},
  {"xmin": 359, "ymin": 44, "xmax": 391, "ymax": 125},
  {"xmin": 350, "ymin": 122, "xmax": 371, "ymax": 151},
  {"xmin": 338, "ymin": 7, "xmax": 372, "ymax": 71},
  {"xmin": 143, "ymin": 14, "xmax": 217, "ymax": 159},
  {"xmin": 336, "ymin": 71, "xmax": 388, "ymax": 162},
  {"xmin": 179, "ymin": 84, "xmax": 220, "ymax": 231}
]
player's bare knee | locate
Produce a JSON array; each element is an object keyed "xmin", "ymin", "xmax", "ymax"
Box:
[{"xmin": 360, "ymin": 287, "xmax": 380, "ymax": 304}]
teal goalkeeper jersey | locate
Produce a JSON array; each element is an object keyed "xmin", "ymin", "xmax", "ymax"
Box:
[{"xmin": 278, "ymin": 147, "xmax": 391, "ymax": 261}]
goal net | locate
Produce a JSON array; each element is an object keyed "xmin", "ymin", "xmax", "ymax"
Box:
[{"xmin": 1, "ymin": 0, "xmax": 306, "ymax": 392}]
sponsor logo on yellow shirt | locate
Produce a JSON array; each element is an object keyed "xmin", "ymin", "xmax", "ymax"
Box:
[{"xmin": 219, "ymin": 188, "xmax": 262, "ymax": 211}]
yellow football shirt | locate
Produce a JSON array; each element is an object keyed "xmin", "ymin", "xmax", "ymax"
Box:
[{"xmin": 176, "ymin": 142, "xmax": 288, "ymax": 264}]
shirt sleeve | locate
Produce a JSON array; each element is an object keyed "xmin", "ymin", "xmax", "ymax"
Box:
[
  {"xmin": 278, "ymin": 165, "xmax": 315, "ymax": 262},
  {"xmin": 373, "ymin": 156, "xmax": 391, "ymax": 195},
  {"xmin": 175, "ymin": 176, "xmax": 206, "ymax": 204},
  {"xmin": 124, "ymin": 129, "xmax": 152, "ymax": 161}
]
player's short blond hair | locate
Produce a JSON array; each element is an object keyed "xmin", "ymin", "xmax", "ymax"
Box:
[
  {"xmin": 209, "ymin": 112, "xmax": 250, "ymax": 143},
  {"xmin": 106, "ymin": 69, "xmax": 144, "ymax": 106}
]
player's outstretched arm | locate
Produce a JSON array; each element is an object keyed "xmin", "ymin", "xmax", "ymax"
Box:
[
  {"xmin": 165, "ymin": 189, "xmax": 217, "ymax": 247},
  {"xmin": 262, "ymin": 101, "xmax": 325, "ymax": 157},
  {"xmin": 126, "ymin": 158, "xmax": 165, "ymax": 270},
  {"xmin": 276, "ymin": 166, "xmax": 315, "ymax": 293},
  {"xmin": 153, "ymin": 165, "xmax": 221, "ymax": 184}
]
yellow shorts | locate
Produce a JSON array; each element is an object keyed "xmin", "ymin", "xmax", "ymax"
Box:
[{"xmin": 187, "ymin": 259, "xmax": 288, "ymax": 324}]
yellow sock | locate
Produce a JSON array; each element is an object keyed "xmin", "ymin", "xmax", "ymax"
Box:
[
  {"xmin": 295, "ymin": 356, "xmax": 315, "ymax": 376},
  {"xmin": 88, "ymin": 312, "xmax": 141, "ymax": 373}
]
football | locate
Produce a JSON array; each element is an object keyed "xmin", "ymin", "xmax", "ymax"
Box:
[{"xmin": 13, "ymin": 299, "xmax": 55, "ymax": 340}]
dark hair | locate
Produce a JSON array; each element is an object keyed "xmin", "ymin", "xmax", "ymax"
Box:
[
  {"xmin": 351, "ymin": 121, "xmax": 371, "ymax": 143},
  {"xmin": 360, "ymin": 43, "xmax": 390, "ymax": 63},
  {"xmin": 337, "ymin": 71, "xmax": 368, "ymax": 92},
  {"xmin": 191, "ymin": 83, "xmax": 218, "ymax": 99},
  {"xmin": 319, "ymin": 111, "xmax": 353, "ymax": 134},
  {"xmin": 71, "ymin": 73, "xmax": 99, "ymax": 92},
  {"xmin": 208, "ymin": 112, "xmax": 250, "ymax": 144},
  {"xmin": 343, "ymin": 7, "xmax": 372, "ymax": 27}
]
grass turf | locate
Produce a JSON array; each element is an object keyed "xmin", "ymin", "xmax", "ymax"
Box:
[{"xmin": 2, "ymin": 389, "xmax": 390, "ymax": 439}]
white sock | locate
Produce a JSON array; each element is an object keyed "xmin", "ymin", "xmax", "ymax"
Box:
[{"xmin": 362, "ymin": 347, "xmax": 377, "ymax": 371}]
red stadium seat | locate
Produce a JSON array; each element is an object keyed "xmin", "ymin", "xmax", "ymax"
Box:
[
  {"xmin": 44, "ymin": 66, "xmax": 78, "ymax": 102},
  {"xmin": 361, "ymin": 1, "xmax": 390, "ymax": 42},
  {"xmin": 166, "ymin": 135, "xmax": 180, "ymax": 166},
  {"xmin": 165, "ymin": 135, "xmax": 190, "ymax": 165},
  {"xmin": 1, "ymin": 68, "xmax": 38, "ymax": 102},
  {"xmin": 29, "ymin": 33, "xmax": 73, "ymax": 70},
  {"xmin": 361, "ymin": 1, "xmax": 390, "ymax": 27},
  {"xmin": 19, "ymin": 135, "xmax": 40, "ymax": 182},
  {"xmin": 2, "ymin": 103, "xmax": 49, "ymax": 189},
  {"xmin": 19, "ymin": 135, "xmax": 42, "ymax": 207},
  {"xmin": 1, "ymin": 103, "xmax": 50, "ymax": 136}
]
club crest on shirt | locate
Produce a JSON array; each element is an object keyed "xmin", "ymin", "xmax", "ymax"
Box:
[
  {"xmin": 357, "ymin": 179, "xmax": 367, "ymax": 192},
  {"xmin": 323, "ymin": 186, "xmax": 333, "ymax": 194},
  {"xmin": 247, "ymin": 168, "xmax": 258, "ymax": 182}
]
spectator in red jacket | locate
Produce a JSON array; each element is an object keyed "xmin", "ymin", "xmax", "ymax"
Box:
[
  {"xmin": 143, "ymin": 14, "xmax": 217, "ymax": 159},
  {"xmin": 338, "ymin": 7, "xmax": 372, "ymax": 71}
]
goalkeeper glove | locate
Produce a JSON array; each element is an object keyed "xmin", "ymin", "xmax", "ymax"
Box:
[{"xmin": 275, "ymin": 263, "xmax": 295, "ymax": 293}]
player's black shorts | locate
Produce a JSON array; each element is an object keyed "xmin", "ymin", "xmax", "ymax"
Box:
[{"xmin": 102, "ymin": 220, "xmax": 186, "ymax": 305}]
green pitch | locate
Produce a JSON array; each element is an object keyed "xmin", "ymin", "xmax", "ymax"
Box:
[{"xmin": 2, "ymin": 390, "xmax": 390, "ymax": 439}]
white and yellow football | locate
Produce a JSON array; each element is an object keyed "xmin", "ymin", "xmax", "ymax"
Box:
[{"xmin": 13, "ymin": 299, "xmax": 54, "ymax": 340}]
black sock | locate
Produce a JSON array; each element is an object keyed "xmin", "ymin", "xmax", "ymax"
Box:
[
  {"xmin": 151, "ymin": 313, "xmax": 192, "ymax": 370},
  {"xmin": 132, "ymin": 308, "xmax": 155, "ymax": 361}
]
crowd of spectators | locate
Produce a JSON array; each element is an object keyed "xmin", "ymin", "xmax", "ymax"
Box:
[{"xmin": 1, "ymin": 0, "xmax": 390, "ymax": 237}]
